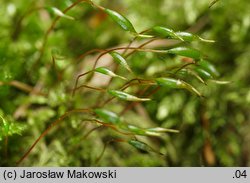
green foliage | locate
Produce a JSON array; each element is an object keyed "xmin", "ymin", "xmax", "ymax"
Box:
[
  {"xmin": 0, "ymin": 0, "xmax": 249, "ymax": 167},
  {"xmin": 0, "ymin": 110, "xmax": 26, "ymax": 140}
]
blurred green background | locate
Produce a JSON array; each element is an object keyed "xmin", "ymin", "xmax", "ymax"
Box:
[{"xmin": 0, "ymin": 0, "xmax": 249, "ymax": 166}]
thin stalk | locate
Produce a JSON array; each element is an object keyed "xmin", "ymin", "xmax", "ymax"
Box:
[
  {"xmin": 122, "ymin": 29, "xmax": 152, "ymax": 56},
  {"xmin": 73, "ymin": 84, "xmax": 106, "ymax": 94},
  {"xmin": 51, "ymin": 55, "xmax": 63, "ymax": 82},
  {"xmin": 76, "ymin": 48, "xmax": 107, "ymax": 63},
  {"xmin": 0, "ymin": 81, "xmax": 46, "ymax": 96},
  {"xmin": 121, "ymin": 79, "xmax": 155, "ymax": 91},
  {"xmin": 90, "ymin": 119, "xmax": 134, "ymax": 136},
  {"xmin": 16, "ymin": 108, "xmax": 92, "ymax": 166},
  {"xmin": 98, "ymin": 79, "xmax": 155, "ymax": 107},
  {"xmin": 93, "ymin": 38, "xmax": 157, "ymax": 107},
  {"xmin": 91, "ymin": 47, "xmax": 169, "ymax": 71},
  {"xmin": 174, "ymin": 62, "xmax": 196, "ymax": 74},
  {"xmin": 33, "ymin": 0, "xmax": 91, "ymax": 69},
  {"xmin": 4, "ymin": 136, "xmax": 8, "ymax": 159},
  {"xmin": 69, "ymin": 125, "xmax": 105, "ymax": 154},
  {"xmin": 120, "ymin": 86, "xmax": 160, "ymax": 115},
  {"xmin": 95, "ymin": 138, "xmax": 126, "ymax": 165},
  {"xmin": 125, "ymin": 38, "xmax": 158, "ymax": 58},
  {"xmin": 72, "ymin": 70, "xmax": 93, "ymax": 96},
  {"xmin": 82, "ymin": 46, "xmax": 169, "ymax": 84},
  {"xmin": 12, "ymin": 6, "xmax": 44, "ymax": 40}
]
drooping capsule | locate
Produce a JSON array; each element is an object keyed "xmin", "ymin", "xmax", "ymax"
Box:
[
  {"xmin": 152, "ymin": 26, "xmax": 184, "ymax": 41},
  {"xmin": 94, "ymin": 108, "xmax": 121, "ymax": 125},
  {"xmin": 128, "ymin": 139, "xmax": 164, "ymax": 155},
  {"xmin": 46, "ymin": 7, "xmax": 75, "ymax": 20},
  {"xmin": 104, "ymin": 8, "xmax": 136, "ymax": 33},
  {"xmin": 198, "ymin": 59, "xmax": 220, "ymax": 77},
  {"xmin": 167, "ymin": 47, "xmax": 202, "ymax": 60},
  {"xmin": 95, "ymin": 67, "xmax": 127, "ymax": 80},
  {"xmin": 176, "ymin": 32, "xmax": 215, "ymax": 43},
  {"xmin": 155, "ymin": 77, "xmax": 202, "ymax": 97},
  {"xmin": 108, "ymin": 89, "xmax": 151, "ymax": 101},
  {"xmin": 109, "ymin": 51, "xmax": 133, "ymax": 73}
]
